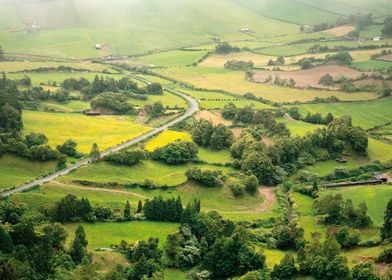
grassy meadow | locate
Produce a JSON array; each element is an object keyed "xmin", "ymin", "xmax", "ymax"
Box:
[{"xmin": 23, "ymin": 110, "xmax": 150, "ymax": 154}]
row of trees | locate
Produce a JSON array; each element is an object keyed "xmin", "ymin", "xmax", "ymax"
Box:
[
  {"xmin": 103, "ymin": 149, "xmax": 146, "ymax": 166},
  {"xmin": 143, "ymin": 196, "xmax": 184, "ymax": 222},
  {"xmin": 90, "ymin": 92, "xmax": 135, "ymax": 114},
  {"xmin": 185, "ymin": 167, "xmax": 225, "ymax": 187},
  {"xmin": 151, "ymin": 140, "xmax": 198, "ymax": 164},
  {"xmin": 224, "ymin": 60, "xmax": 254, "ymax": 71},
  {"xmin": 192, "ymin": 119, "xmax": 234, "ymax": 150}
]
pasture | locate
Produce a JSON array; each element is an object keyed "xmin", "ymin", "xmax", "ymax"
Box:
[
  {"xmin": 0, "ymin": 154, "xmax": 56, "ymax": 191},
  {"xmin": 353, "ymin": 60, "xmax": 392, "ymax": 71},
  {"xmin": 137, "ymin": 50, "xmax": 207, "ymax": 67},
  {"xmin": 321, "ymin": 185, "xmax": 392, "ymax": 226},
  {"xmin": 278, "ymin": 119, "xmax": 323, "ymax": 136},
  {"xmin": 130, "ymin": 90, "xmax": 188, "ymax": 109},
  {"xmin": 294, "ymin": 97, "xmax": 392, "ymax": 129},
  {"xmin": 0, "ymin": 61, "xmax": 113, "ymax": 73},
  {"xmin": 23, "ymin": 110, "xmax": 150, "ymax": 154},
  {"xmin": 39, "ymin": 100, "xmax": 90, "ymax": 113}
]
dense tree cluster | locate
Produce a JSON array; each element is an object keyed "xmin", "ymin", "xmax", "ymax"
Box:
[
  {"xmin": 315, "ymin": 194, "xmax": 372, "ymax": 228},
  {"xmin": 146, "ymin": 82, "xmax": 163, "ymax": 95},
  {"xmin": 0, "ymin": 199, "xmax": 89, "ymax": 279},
  {"xmin": 91, "ymin": 92, "xmax": 134, "ymax": 114},
  {"xmin": 103, "ymin": 149, "xmax": 146, "ymax": 166},
  {"xmin": 325, "ymin": 52, "xmax": 353, "ymax": 65},
  {"xmin": 268, "ymin": 56, "xmax": 285, "ymax": 66},
  {"xmin": 143, "ymin": 196, "xmax": 183, "ymax": 222},
  {"xmin": 381, "ymin": 198, "xmax": 392, "ymax": 241},
  {"xmin": 319, "ymin": 73, "xmax": 334, "ymax": 86},
  {"xmin": 185, "ymin": 167, "xmax": 225, "ymax": 187},
  {"xmin": 145, "ymin": 101, "xmax": 165, "ymax": 117},
  {"xmin": 61, "ymin": 77, "xmax": 91, "ymax": 90},
  {"xmin": 192, "ymin": 119, "xmax": 234, "ymax": 150},
  {"xmin": 215, "ymin": 42, "xmax": 240, "ymax": 54},
  {"xmin": 151, "ymin": 140, "xmax": 198, "ymax": 164},
  {"xmin": 222, "ymin": 104, "xmax": 290, "ymax": 137},
  {"xmin": 224, "ymin": 60, "xmax": 254, "ymax": 71},
  {"xmin": 0, "ymin": 74, "xmax": 22, "ymax": 133},
  {"xmin": 304, "ymin": 112, "xmax": 334, "ymax": 125},
  {"xmin": 0, "ymin": 46, "xmax": 4, "ymax": 61},
  {"xmin": 383, "ymin": 16, "xmax": 392, "ymax": 37},
  {"xmin": 231, "ymin": 116, "xmax": 368, "ymax": 185}
]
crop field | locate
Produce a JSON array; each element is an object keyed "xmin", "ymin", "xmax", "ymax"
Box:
[
  {"xmin": 368, "ymin": 138, "xmax": 392, "ymax": 162},
  {"xmin": 254, "ymin": 65, "xmax": 362, "ymax": 89},
  {"xmin": 294, "ymin": 97, "xmax": 392, "ymax": 129},
  {"xmin": 353, "ymin": 60, "xmax": 392, "ymax": 71},
  {"xmin": 64, "ymin": 221, "xmax": 178, "ymax": 249},
  {"xmin": 137, "ymin": 50, "xmax": 207, "ymax": 67},
  {"xmin": 278, "ymin": 119, "xmax": 323, "ymax": 136},
  {"xmin": 200, "ymin": 51, "xmax": 274, "ymax": 68},
  {"xmin": 145, "ymin": 130, "xmax": 192, "ymax": 151},
  {"xmin": 8, "ymin": 72, "xmax": 124, "ymax": 86},
  {"xmin": 156, "ymin": 67, "xmax": 378, "ymax": 102},
  {"xmin": 179, "ymin": 88, "xmax": 273, "ymax": 109},
  {"xmin": 61, "ymin": 160, "xmax": 231, "ymax": 187},
  {"xmin": 0, "ymin": 61, "xmax": 113, "ymax": 73},
  {"xmin": 0, "ymin": 154, "xmax": 57, "ymax": 191},
  {"xmin": 195, "ymin": 110, "xmax": 232, "ymax": 126},
  {"xmin": 321, "ymin": 185, "xmax": 392, "ymax": 226},
  {"xmin": 23, "ymin": 110, "xmax": 150, "ymax": 154}
]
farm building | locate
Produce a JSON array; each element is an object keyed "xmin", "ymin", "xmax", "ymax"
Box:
[
  {"xmin": 84, "ymin": 110, "xmax": 101, "ymax": 116},
  {"xmin": 95, "ymin": 43, "xmax": 103, "ymax": 50}
]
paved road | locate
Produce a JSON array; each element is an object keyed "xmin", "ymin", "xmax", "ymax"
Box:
[{"xmin": 1, "ymin": 91, "xmax": 199, "ymax": 197}]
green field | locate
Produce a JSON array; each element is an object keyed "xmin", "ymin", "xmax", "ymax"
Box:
[
  {"xmin": 130, "ymin": 90, "xmax": 188, "ymax": 109},
  {"xmin": 64, "ymin": 221, "xmax": 178, "ymax": 249},
  {"xmin": 39, "ymin": 100, "xmax": 90, "ymax": 113},
  {"xmin": 0, "ymin": 154, "xmax": 57, "ymax": 191},
  {"xmin": 294, "ymin": 97, "xmax": 392, "ymax": 130},
  {"xmin": 278, "ymin": 119, "xmax": 323, "ymax": 136},
  {"xmin": 368, "ymin": 138, "xmax": 392, "ymax": 162},
  {"xmin": 23, "ymin": 110, "xmax": 150, "ymax": 154},
  {"xmin": 353, "ymin": 60, "xmax": 392, "ymax": 71},
  {"xmin": 321, "ymin": 185, "xmax": 392, "ymax": 226},
  {"xmin": 61, "ymin": 160, "xmax": 231, "ymax": 187},
  {"xmin": 137, "ymin": 50, "xmax": 207, "ymax": 67}
]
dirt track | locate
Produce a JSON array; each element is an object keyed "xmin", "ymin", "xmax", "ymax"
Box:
[{"xmin": 257, "ymin": 187, "xmax": 276, "ymax": 212}]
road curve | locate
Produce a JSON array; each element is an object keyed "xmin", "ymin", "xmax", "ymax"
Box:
[{"xmin": 1, "ymin": 90, "xmax": 199, "ymax": 197}]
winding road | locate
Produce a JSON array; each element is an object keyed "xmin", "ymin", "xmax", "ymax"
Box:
[{"xmin": 1, "ymin": 90, "xmax": 199, "ymax": 197}]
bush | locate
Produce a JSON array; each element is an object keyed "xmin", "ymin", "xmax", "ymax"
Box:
[
  {"xmin": 104, "ymin": 149, "xmax": 146, "ymax": 166},
  {"xmin": 186, "ymin": 167, "xmax": 225, "ymax": 187},
  {"xmin": 228, "ymin": 181, "xmax": 245, "ymax": 197},
  {"xmin": 151, "ymin": 141, "xmax": 198, "ymax": 164}
]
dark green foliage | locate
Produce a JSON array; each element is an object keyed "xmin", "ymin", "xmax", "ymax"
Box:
[
  {"xmin": 146, "ymin": 82, "xmax": 163, "ymax": 95},
  {"xmin": 351, "ymin": 261, "xmax": 379, "ymax": 280},
  {"xmin": 0, "ymin": 104, "xmax": 22, "ymax": 133},
  {"xmin": 315, "ymin": 195, "xmax": 372, "ymax": 228},
  {"xmin": 61, "ymin": 77, "xmax": 90, "ymax": 90},
  {"xmin": 325, "ymin": 52, "xmax": 353, "ymax": 65},
  {"xmin": 0, "ymin": 200, "xmax": 24, "ymax": 224},
  {"xmin": 0, "ymin": 225, "xmax": 13, "ymax": 253},
  {"xmin": 382, "ymin": 16, "xmax": 392, "ymax": 37},
  {"xmin": 271, "ymin": 254, "xmax": 297, "ymax": 280},
  {"xmin": 28, "ymin": 144, "xmax": 59, "ymax": 161},
  {"xmin": 186, "ymin": 167, "xmax": 225, "ymax": 187},
  {"xmin": 319, "ymin": 74, "xmax": 334, "ymax": 86},
  {"xmin": 224, "ymin": 60, "xmax": 254, "ymax": 71},
  {"xmin": 137, "ymin": 200, "xmax": 143, "ymax": 213},
  {"xmin": 203, "ymin": 228, "xmax": 265, "ymax": 279},
  {"xmin": 192, "ymin": 119, "xmax": 213, "ymax": 147},
  {"xmin": 123, "ymin": 200, "xmax": 131, "ymax": 220},
  {"xmin": 215, "ymin": 42, "xmax": 240, "ymax": 54},
  {"xmin": 145, "ymin": 101, "xmax": 165, "ymax": 117},
  {"xmin": 52, "ymin": 194, "xmax": 93, "ymax": 222},
  {"xmin": 143, "ymin": 196, "xmax": 183, "ymax": 222},
  {"xmin": 334, "ymin": 227, "xmax": 360, "ymax": 248},
  {"xmin": 53, "ymin": 89, "xmax": 71, "ymax": 102},
  {"xmin": 298, "ymin": 234, "xmax": 350, "ymax": 280},
  {"xmin": 209, "ymin": 124, "xmax": 234, "ymax": 150},
  {"xmin": 245, "ymin": 175, "xmax": 259, "ymax": 194},
  {"xmin": 381, "ymin": 199, "xmax": 392, "ymax": 241},
  {"xmin": 222, "ymin": 102, "xmax": 237, "ymax": 119},
  {"xmin": 57, "ymin": 139, "xmax": 78, "ymax": 157},
  {"xmin": 91, "ymin": 92, "xmax": 134, "ymax": 114},
  {"xmin": 104, "ymin": 149, "xmax": 146, "ymax": 166},
  {"xmin": 228, "ymin": 181, "xmax": 245, "ymax": 197},
  {"xmin": 89, "ymin": 143, "xmax": 100, "ymax": 162},
  {"xmin": 151, "ymin": 140, "xmax": 198, "ymax": 164},
  {"xmin": 377, "ymin": 246, "xmax": 392, "ymax": 263},
  {"xmin": 304, "ymin": 112, "xmax": 334, "ymax": 125},
  {"xmin": 11, "ymin": 221, "xmax": 37, "ymax": 247},
  {"xmin": 272, "ymin": 222, "xmax": 304, "ymax": 250},
  {"xmin": 0, "ymin": 46, "xmax": 4, "ymax": 61},
  {"xmin": 69, "ymin": 225, "xmax": 88, "ymax": 265},
  {"xmin": 57, "ymin": 153, "xmax": 67, "ymax": 169},
  {"xmin": 25, "ymin": 132, "xmax": 48, "ymax": 148}
]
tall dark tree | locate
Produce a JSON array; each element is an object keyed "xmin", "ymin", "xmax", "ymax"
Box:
[
  {"xmin": 137, "ymin": 200, "xmax": 143, "ymax": 213},
  {"xmin": 382, "ymin": 16, "xmax": 392, "ymax": 37},
  {"xmin": 381, "ymin": 199, "xmax": 392, "ymax": 241},
  {"xmin": 69, "ymin": 225, "xmax": 88, "ymax": 265},
  {"xmin": 124, "ymin": 200, "xmax": 131, "ymax": 220},
  {"xmin": 0, "ymin": 104, "xmax": 22, "ymax": 133},
  {"xmin": 271, "ymin": 254, "xmax": 297, "ymax": 280},
  {"xmin": 89, "ymin": 143, "xmax": 100, "ymax": 162}
]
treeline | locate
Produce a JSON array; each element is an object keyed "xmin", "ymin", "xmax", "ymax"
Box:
[
  {"xmin": 215, "ymin": 42, "xmax": 240, "ymax": 54},
  {"xmin": 224, "ymin": 60, "xmax": 254, "ymax": 71},
  {"xmin": 230, "ymin": 116, "xmax": 368, "ymax": 185},
  {"xmin": 288, "ymin": 107, "xmax": 334, "ymax": 125},
  {"xmin": 222, "ymin": 103, "xmax": 290, "ymax": 137},
  {"xmin": 306, "ymin": 13, "xmax": 373, "ymax": 32},
  {"xmin": 151, "ymin": 140, "xmax": 198, "ymax": 164},
  {"xmin": 143, "ymin": 196, "xmax": 184, "ymax": 222}
]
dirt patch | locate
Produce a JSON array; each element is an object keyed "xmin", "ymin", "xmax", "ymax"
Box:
[
  {"xmin": 380, "ymin": 54, "xmax": 392, "ymax": 61},
  {"xmin": 195, "ymin": 110, "xmax": 231, "ymax": 125},
  {"xmin": 253, "ymin": 65, "xmax": 363, "ymax": 89},
  {"xmin": 256, "ymin": 187, "xmax": 276, "ymax": 212},
  {"xmin": 262, "ymin": 136, "xmax": 275, "ymax": 146},
  {"xmin": 231, "ymin": 127, "xmax": 243, "ymax": 139},
  {"xmin": 325, "ymin": 25, "xmax": 355, "ymax": 36},
  {"xmin": 135, "ymin": 108, "xmax": 147, "ymax": 124}
]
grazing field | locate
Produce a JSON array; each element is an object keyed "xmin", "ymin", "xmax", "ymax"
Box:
[
  {"xmin": 23, "ymin": 110, "xmax": 150, "ymax": 154},
  {"xmin": 0, "ymin": 61, "xmax": 114, "ymax": 73},
  {"xmin": 353, "ymin": 60, "xmax": 392, "ymax": 71},
  {"xmin": 61, "ymin": 160, "xmax": 231, "ymax": 187},
  {"xmin": 165, "ymin": 269, "xmax": 187, "ymax": 280},
  {"xmin": 294, "ymin": 97, "xmax": 392, "ymax": 129},
  {"xmin": 39, "ymin": 100, "xmax": 90, "ymax": 113},
  {"xmin": 0, "ymin": 154, "xmax": 57, "ymax": 191},
  {"xmin": 321, "ymin": 185, "xmax": 392, "ymax": 226},
  {"xmin": 254, "ymin": 65, "xmax": 362, "ymax": 89},
  {"xmin": 145, "ymin": 130, "xmax": 192, "ymax": 151},
  {"xmin": 179, "ymin": 88, "xmax": 273, "ymax": 109},
  {"xmin": 137, "ymin": 50, "xmax": 207, "ymax": 67},
  {"xmin": 200, "ymin": 51, "xmax": 274, "ymax": 68},
  {"xmin": 130, "ymin": 90, "xmax": 188, "ymax": 109},
  {"xmin": 198, "ymin": 148, "xmax": 232, "ymax": 164},
  {"xmin": 195, "ymin": 110, "xmax": 231, "ymax": 125},
  {"xmin": 156, "ymin": 67, "xmax": 378, "ymax": 102},
  {"xmin": 64, "ymin": 221, "xmax": 178, "ymax": 249},
  {"xmin": 368, "ymin": 138, "xmax": 392, "ymax": 162},
  {"xmin": 300, "ymin": 158, "xmax": 362, "ymax": 177},
  {"xmin": 279, "ymin": 119, "xmax": 323, "ymax": 136},
  {"xmin": 13, "ymin": 179, "xmax": 272, "ymax": 221}
]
